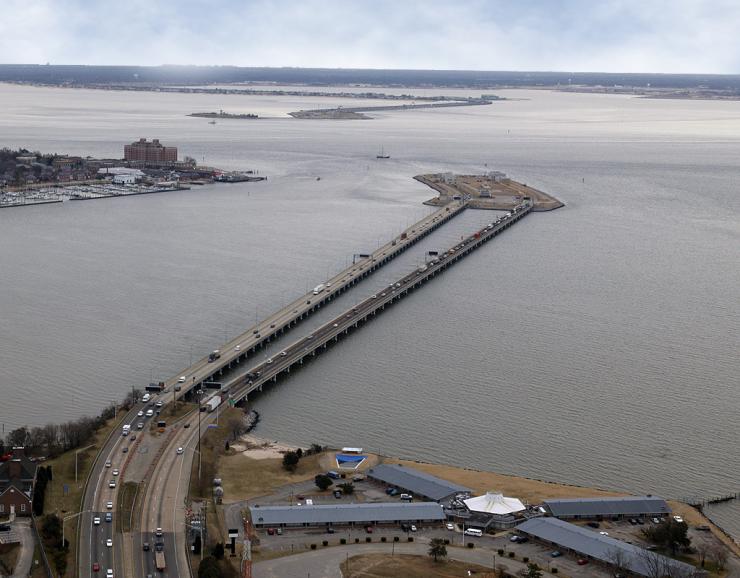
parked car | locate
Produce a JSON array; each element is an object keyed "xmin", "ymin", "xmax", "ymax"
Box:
[
  {"xmin": 551, "ymin": 551, "xmax": 562, "ymax": 558},
  {"xmin": 673, "ymin": 515, "xmax": 684, "ymax": 523},
  {"xmin": 326, "ymin": 527, "xmax": 335, "ymax": 534},
  {"xmin": 276, "ymin": 528, "xmax": 282, "ymax": 535},
  {"xmin": 587, "ymin": 521, "xmax": 600, "ymax": 528},
  {"xmin": 410, "ymin": 524, "xmax": 417, "ymax": 532},
  {"xmin": 266, "ymin": 528, "xmax": 275, "ymax": 535},
  {"xmin": 365, "ymin": 526, "xmax": 373, "ymax": 533},
  {"xmin": 577, "ymin": 559, "xmax": 588, "ymax": 565},
  {"xmin": 446, "ymin": 523, "xmax": 455, "ymax": 531}
]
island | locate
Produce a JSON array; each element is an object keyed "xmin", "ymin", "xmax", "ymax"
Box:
[{"xmin": 188, "ymin": 110, "xmax": 259, "ymax": 120}]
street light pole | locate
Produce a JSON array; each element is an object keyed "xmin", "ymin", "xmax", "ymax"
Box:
[{"xmin": 197, "ymin": 389, "xmax": 203, "ymax": 484}]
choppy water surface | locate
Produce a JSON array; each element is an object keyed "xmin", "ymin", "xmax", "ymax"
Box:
[{"xmin": 0, "ymin": 84, "xmax": 738, "ymax": 535}]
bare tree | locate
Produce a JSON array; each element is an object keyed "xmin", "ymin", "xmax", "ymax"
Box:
[
  {"xmin": 606, "ymin": 547, "xmax": 631, "ymax": 574},
  {"xmin": 710, "ymin": 545, "xmax": 728, "ymax": 571},
  {"xmin": 639, "ymin": 549, "xmax": 674, "ymax": 578},
  {"xmin": 695, "ymin": 542, "xmax": 710, "ymax": 569}
]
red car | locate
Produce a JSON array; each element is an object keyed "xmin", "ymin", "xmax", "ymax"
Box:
[
  {"xmin": 266, "ymin": 528, "xmax": 275, "ymax": 535},
  {"xmin": 577, "ymin": 559, "xmax": 588, "ymax": 565},
  {"xmin": 365, "ymin": 526, "xmax": 373, "ymax": 533},
  {"xmin": 92, "ymin": 562, "xmax": 100, "ymax": 572}
]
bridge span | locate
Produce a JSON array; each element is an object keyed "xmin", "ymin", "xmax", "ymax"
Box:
[
  {"xmin": 164, "ymin": 200, "xmax": 468, "ymax": 399},
  {"xmin": 217, "ymin": 200, "xmax": 533, "ymax": 403}
]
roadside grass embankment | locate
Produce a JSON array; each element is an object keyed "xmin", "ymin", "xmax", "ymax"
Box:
[{"xmin": 116, "ymin": 481, "xmax": 139, "ymax": 533}]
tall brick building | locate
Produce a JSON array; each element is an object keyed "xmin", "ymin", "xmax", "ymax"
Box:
[{"xmin": 124, "ymin": 138, "xmax": 178, "ymax": 163}]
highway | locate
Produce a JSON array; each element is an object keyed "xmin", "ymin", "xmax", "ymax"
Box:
[
  {"xmin": 79, "ymin": 404, "xmax": 141, "ymax": 578},
  {"xmin": 77, "ymin": 198, "xmax": 529, "ymax": 578}
]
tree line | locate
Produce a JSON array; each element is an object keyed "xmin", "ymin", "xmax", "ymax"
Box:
[{"xmin": 1, "ymin": 389, "xmax": 140, "ymax": 459}]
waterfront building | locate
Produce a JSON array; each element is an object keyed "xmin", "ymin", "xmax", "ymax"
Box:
[
  {"xmin": 366, "ymin": 463, "xmax": 471, "ymax": 503},
  {"xmin": 0, "ymin": 448, "xmax": 37, "ymax": 517},
  {"xmin": 516, "ymin": 517, "xmax": 704, "ymax": 577},
  {"xmin": 542, "ymin": 496, "xmax": 670, "ymax": 520},
  {"xmin": 124, "ymin": 138, "xmax": 177, "ymax": 163}
]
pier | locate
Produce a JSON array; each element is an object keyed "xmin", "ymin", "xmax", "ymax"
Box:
[
  {"xmin": 171, "ymin": 200, "xmax": 469, "ymax": 397},
  {"xmin": 213, "ymin": 200, "xmax": 533, "ymax": 402}
]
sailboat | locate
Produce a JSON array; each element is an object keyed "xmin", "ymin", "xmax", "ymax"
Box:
[{"xmin": 376, "ymin": 146, "xmax": 390, "ymax": 159}]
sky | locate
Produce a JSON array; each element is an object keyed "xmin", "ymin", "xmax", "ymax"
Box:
[{"xmin": 1, "ymin": 0, "xmax": 739, "ymax": 73}]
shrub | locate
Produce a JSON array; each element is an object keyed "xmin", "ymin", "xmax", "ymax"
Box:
[
  {"xmin": 551, "ymin": 568, "xmax": 558, "ymax": 574},
  {"xmin": 381, "ymin": 536, "xmax": 387, "ymax": 543},
  {"xmin": 340, "ymin": 538, "xmax": 346, "ymax": 545},
  {"xmin": 365, "ymin": 537, "xmax": 371, "ymax": 543},
  {"xmin": 354, "ymin": 538, "xmax": 360, "ymax": 544},
  {"xmin": 322, "ymin": 540, "xmax": 328, "ymax": 547},
  {"xmin": 467, "ymin": 542, "xmax": 474, "ymax": 548},
  {"xmin": 522, "ymin": 556, "xmax": 529, "ymax": 563},
  {"xmin": 508, "ymin": 551, "xmax": 515, "ymax": 558},
  {"xmin": 444, "ymin": 539, "xmax": 450, "ymax": 545},
  {"xmin": 497, "ymin": 548, "xmax": 504, "ymax": 556},
  {"xmin": 393, "ymin": 536, "xmax": 399, "ymax": 542},
  {"xmin": 310, "ymin": 544, "xmax": 317, "ymax": 550},
  {"xmin": 408, "ymin": 536, "xmax": 414, "ymax": 542}
]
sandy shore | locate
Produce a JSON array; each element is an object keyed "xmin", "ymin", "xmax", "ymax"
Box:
[{"xmin": 230, "ymin": 434, "xmax": 302, "ymax": 460}]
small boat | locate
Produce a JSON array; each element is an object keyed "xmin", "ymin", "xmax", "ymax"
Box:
[
  {"xmin": 208, "ymin": 120, "xmax": 217, "ymax": 124},
  {"xmin": 376, "ymin": 146, "xmax": 390, "ymax": 159}
]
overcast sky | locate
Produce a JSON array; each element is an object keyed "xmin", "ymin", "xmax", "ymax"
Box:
[{"xmin": 2, "ymin": 0, "xmax": 739, "ymax": 73}]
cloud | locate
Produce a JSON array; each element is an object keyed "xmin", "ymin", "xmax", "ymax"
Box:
[{"xmin": 1, "ymin": 0, "xmax": 739, "ymax": 73}]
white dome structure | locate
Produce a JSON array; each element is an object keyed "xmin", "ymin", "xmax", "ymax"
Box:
[{"xmin": 464, "ymin": 492, "xmax": 526, "ymax": 516}]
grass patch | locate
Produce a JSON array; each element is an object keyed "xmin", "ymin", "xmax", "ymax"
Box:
[
  {"xmin": 117, "ymin": 481, "xmax": 139, "ymax": 533},
  {"xmin": 30, "ymin": 542, "xmax": 46, "ymax": 578},
  {"xmin": 341, "ymin": 553, "xmax": 491, "ymax": 578},
  {"xmin": 189, "ymin": 407, "xmax": 244, "ymax": 500},
  {"xmin": 219, "ymin": 451, "xmax": 327, "ymax": 502}
]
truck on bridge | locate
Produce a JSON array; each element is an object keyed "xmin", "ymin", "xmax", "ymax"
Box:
[
  {"xmin": 206, "ymin": 396, "xmax": 222, "ymax": 413},
  {"xmin": 312, "ymin": 283, "xmax": 325, "ymax": 295},
  {"xmin": 155, "ymin": 548, "xmax": 166, "ymax": 571}
]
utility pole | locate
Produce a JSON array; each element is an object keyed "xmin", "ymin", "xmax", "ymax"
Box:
[{"xmin": 197, "ymin": 388, "xmax": 203, "ymax": 485}]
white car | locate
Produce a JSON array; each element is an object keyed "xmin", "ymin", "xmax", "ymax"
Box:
[
  {"xmin": 93, "ymin": 517, "xmax": 101, "ymax": 525},
  {"xmin": 410, "ymin": 524, "xmax": 417, "ymax": 532},
  {"xmin": 266, "ymin": 358, "xmax": 273, "ymax": 364},
  {"xmin": 137, "ymin": 410, "xmax": 144, "ymax": 417},
  {"xmin": 105, "ymin": 461, "xmax": 112, "ymax": 468},
  {"xmin": 106, "ymin": 501, "xmax": 113, "ymax": 510},
  {"xmin": 112, "ymin": 469, "xmax": 119, "ymax": 476},
  {"xmin": 178, "ymin": 376, "xmax": 186, "ymax": 383},
  {"xmin": 599, "ymin": 531, "xmax": 609, "ymax": 536},
  {"xmin": 146, "ymin": 410, "xmax": 154, "ymax": 417},
  {"xmin": 673, "ymin": 515, "xmax": 684, "ymax": 523},
  {"xmin": 106, "ymin": 570, "xmax": 114, "ymax": 578},
  {"xmin": 176, "ymin": 447, "xmax": 184, "ymax": 455},
  {"xmin": 446, "ymin": 522, "xmax": 455, "ymax": 531},
  {"xmin": 109, "ymin": 480, "xmax": 116, "ymax": 488},
  {"xmin": 106, "ymin": 538, "xmax": 113, "ymax": 547},
  {"xmin": 235, "ymin": 345, "xmax": 240, "ymax": 351},
  {"xmin": 280, "ymin": 351, "xmax": 287, "ymax": 357}
]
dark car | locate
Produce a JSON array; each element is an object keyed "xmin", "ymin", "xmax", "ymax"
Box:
[
  {"xmin": 326, "ymin": 527, "xmax": 335, "ymax": 534},
  {"xmin": 587, "ymin": 521, "xmax": 600, "ymax": 528},
  {"xmin": 155, "ymin": 542, "xmax": 164, "ymax": 552},
  {"xmin": 142, "ymin": 542, "xmax": 150, "ymax": 551}
]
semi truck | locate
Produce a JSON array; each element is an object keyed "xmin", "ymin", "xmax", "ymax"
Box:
[
  {"xmin": 122, "ymin": 424, "xmax": 131, "ymax": 436},
  {"xmin": 155, "ymin": 549, "xmax": 166, "ymax": 571},
  {"xmin": 206, "ymin": 396, "xmax": 222, "ymax": 413},
  {"xmin": 312, "ymin": 284, "xmax": 325, "ymax": 295}
]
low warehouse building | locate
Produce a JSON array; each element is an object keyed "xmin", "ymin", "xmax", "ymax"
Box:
[
  {"xmin": 516, "ymin": 517, "xmax": 703, "ymax": 577},
  {"xmin": 250, "ymin": 502, "xmax": 445, "ymax": 528},
  {"xmin": 366, "ymin": 463, "xmax": 471, "ymax": 503},
  {"xmin": 543, "ymin": 496, "xmax": 670, "ymax": 520}
]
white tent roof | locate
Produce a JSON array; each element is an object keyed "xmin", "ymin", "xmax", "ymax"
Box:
[{"xmin": 464, "ymin": 492, "xmax": 526, "ymax": 515}]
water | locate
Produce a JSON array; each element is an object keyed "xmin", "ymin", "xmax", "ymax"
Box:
[{"xmin": 0, "ymin": 84, "xmax": 738, "ymax": 536}]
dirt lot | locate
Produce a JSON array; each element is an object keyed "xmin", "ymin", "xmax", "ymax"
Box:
[{"xmin": 340, "ymin": 553, "xmax": 491, "ymax": 578}]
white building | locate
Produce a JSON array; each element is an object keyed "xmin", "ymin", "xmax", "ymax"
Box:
[
  {"xmin": 456, "ymin": 492, "xmax": 536, "ymax": 530},
  {"xmin": 113, "ymin": 173, "xmax": 137, "ymax": 185}
]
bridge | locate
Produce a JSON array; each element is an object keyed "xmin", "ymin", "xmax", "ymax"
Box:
[
  {"xmin": 165, "ymin": 199, "xmax": 468, "ymax": 399},
  {"xmin": 211, "ymin": 200, "xmax": 534, "ymax": 403}
]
